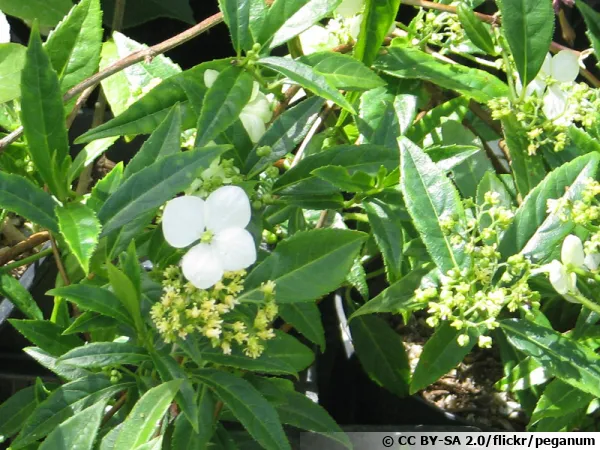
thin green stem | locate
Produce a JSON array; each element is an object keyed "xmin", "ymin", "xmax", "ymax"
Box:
[
  {"xmin": 0, "ymin": 248, "xmax": 53, "ymax": 274},
  {"xmin": 572, "ymin": 293, "xmax": 600, "ymax": 316}
]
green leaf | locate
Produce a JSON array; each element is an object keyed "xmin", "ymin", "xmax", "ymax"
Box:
[
  {"xmin": 191, "ymin": 331, "xmax": 313, "ymax": 375},
  {"xmin": 257, "ymin": 56, "xmax": 355, "ymax": 113},
  {"xmin": 195, "ymin": 66, "xmax": 254, "ymax": 148},
  {"xmin": 0, "ymin": 172, "xmax": 59, "ymax": 232},
  {"xmin": 171, "ymin": 391, "xmax": 215, "ymax": 450},
  {"xmin": 9, "ymin": 320, "xmax": 82, "ymax": 357},
  {"xmin": 498, "ymin": 152, "xmax": 599, "ymax": 262},
  {"xmin": 498, "ymin": 0, "xmax": 554, "ymax": 87},
  {"xmin": 0, "ymin": 386, "xmax": 37, "ymax": 439},
  {"xmin": 107, "ymin": 263, "xmax": 143, "ymax": 331},
  {"xmin": 45, "ymin": 0, "xmax": 103, "ymax": 96},
  {"xmin": 20, "ymin": 26, "xmax": 71, "ymax": 200},
  {"xmin": 48, "ymin": 285, "xmax": 134, "ymax": 326},
  {"xmin": 98, "ymin": 146, "xmax": 227, "ymax": 236},
  {"xmin": 578, "ymin": 2, "xmax": 600, "ymax": 66},
  {"xmin": 68, "ymin": 137, "xmax": 118, "ymax": 183},
  {"xmin": 501, "ymin": 319, "xmax": 600, "ymax": 398},
  {"xmin": 375, "ymin": 47, "xmax": 508, "ymax": 103},
  {"xmin": 195, "ymin": 369, "xmax": 290, "ymax": 450},
  {"xmin": 58, "ymin": 342, "xmax": 150, "ymax": 368},
  {"xmin": 219, "ymin": 0, "xmax": 254, "ymax": 53},
  {"xmin": 0, "ymin": 0, "xmax": 72, "ymax": 27},
  {"xmin": 354, "ymin": 0, "xmax": 401, "ymax": 66},
  {"xmin": 450, "ymin": 149, "xmax": 494, "ymax": 199},
  {"xmin": 12, "ymin": 375, "xmax": 131, "ymax": 449},
  {"xmin": 150, "ymin": 349, "xmax": 199, "ymax": 432},
  {"xmin": 114, "ymin": 380, "xmax": 182, "ymax": 450},
  {"xmin": 363, "ymin": 190, "xmax": 407, "ymax": 283},
  {"xmin": 351, "ymin": 267, "xmax": 430, "ymax": 318},
  {"xmin": 241, "ymin": 229, "xmax": 367, "ymax": 303},
  {"xmin": 63, "ymin": 312, "xmax": 117, "ymax": 335},
  {"xmin": 278, "ymin": 303, "xmax": 325, "ymax": 350},
  {"xmin": 125, "ymin": 104, "xmax": 182, "ymax": 178},
  {"xmin": 101, "ymin": 0, "xmax": 195, "ymax": 28},
  {"xmin": 24, "ymin": 347, "xmax": 91, "ymax": 381},
  {"xmin": 55, "ymin": 203, "xmax": 101, "ymax": 274},
  {"xmin": 262, "ymin": 0, "xmax": 341, "ymax": 48},
  {"xmin": 300, "ymin": 52, "xmax": 385, "ymax": 91},
  {"xmin": 245, "ymin": 97, "xmax": 325, "ymax": 178},
  {"xmin": 456, "ymin": 3, "xmax": 496, "ymax": 54},
  {"xmin": 0, "ymin": 43, "xmax": 26, "ymax": 104},
  {"xmin": 273, "ymin": 144, "xmax": 397, "ymax": 196},
  {"xmin": 399, "ymin": 137, "xmax": 469, "ymax": 273},
  {"xmin": 350, "ymin": 314, "xmax": 410, "ymax": 397},
  {"xmin": 312, "ymin": 165, "xmax": 375, "ymax": 192},
  {"xmin": 38, "ymin": 401, "xmax": 105, "ymax": 450},
  {"xmin": 405, "ymin": 96, "xmax": 470, "ymax": 145},
  {"xmin": 531, "ymin": 380, "xmax": 593, "ymax": 425},
  {"xmin": 0, "ymin": 273, "xmax": 43, "ymax": 320},
  {"xmin": 410, "ymin": 322, "xmax": 480, "ymax": 394}
]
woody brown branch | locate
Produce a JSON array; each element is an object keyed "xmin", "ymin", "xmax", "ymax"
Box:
[{"xmin": 0, "ymin": 231, "xmax": 50, "ymax": 267}]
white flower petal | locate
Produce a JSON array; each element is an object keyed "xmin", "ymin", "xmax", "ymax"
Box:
[
  {"xmin": 548, "ymin": 260, "xmax": 570, "ymax": 295},
  {"xmin": 243, "ymin": 93, "xmax": 272, "ymax": 123},
  {"xmin": 182, "ymin": 243, "xmax": 224, "ymax": 289},
  {"xmin": 240, "ymin": 112, "xmax": 267, "ymax": 143},
  {"xmin": 162, "ymin": 196, "xmax": 206, "ymax": 248},
  {"xmin": 213, "ymin": 228, "xmax": 257, "ymax": 271},
  {"xmin": 561, "ymin": 234, "xmax": 585, "ymax": 267},
  {"xmin": 205, "ymin": 185, "xmax": 252, "ymax": 232},
  {"xmin": 204, "ymin": 69, "xmax": 219, "ymax": 88},
  {"xmin": 540, "ymin": 53, "xmax": 552, "ymax": 78},
  {"xmin": 525, "ymin": 77, "xmax": 547, "ymax": 98},
  {"xmin": 0, "ymin": 11, "xmax": 9, "ymax": 43},
  {"xmin": 551, "ymin": 50, "xmax": 579, "ymax": 83},
  {"xmin": 585, "ymin": 253, "xmax": 600, "ymax": 271},
  {"xmin": 299, "ymin": 25, "xmax": 332, "ymax": 54},
  {"xmin": 542, "ymin": 85, "xmax": 567, "ymax": 120},
  {"xmin": 336, "ymin": 0, "xmax": 365, "ymax": 18}
]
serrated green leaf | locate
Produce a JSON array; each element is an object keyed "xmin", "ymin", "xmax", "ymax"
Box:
[
  {"xmin": 0, "ymin": 386, "xmax": 37, "ymax": 439},
  {"xmin": 219, "ymin": 0, "xmax": 253, "ymax": 53},
  {"xmin": 58, "ymin": 342, "xmax": 149, "ymax": 368},
  {"xmin": 0, "ymin": 0, "xmax": 72, "ymax": 27},
  {"xmin": 0, "ymin": 273, "xmax": 43, "ymax": 320},
  {"xmin": 98, "ymin": 146, "xmax": 227, "ymax": 236},
  {"xmin": 195, "ymin": 369, "xmax": 290, "ymax": 450},
  {"xmin": 0, "ymin": 43, "xmax": 26, "ymax": 104},
  {"xmin": 354, "ymin": 0, "xmax": 401, "ymax": 66},
  {"xmin": 241, "ymin": 229, "xmax": 367, "ymax": 303},
  {"xmin": 38, "ymin": 401, "xmax": 105, "ymax": 450},
  {"xmin": 107, "ymin": 263, "xmax": 143, "ymax": 331},
  {"xmin": 530, "ymin": 380, "xmax": 593, "ymax": 425},
  {"xmin": 62, "ymin": 312, "xmax": 117, "ymax": 335},
  {"xmin": 171, "ymin": 389, "xmax": 215, "ymax": 450},
  {"xmin": 55, "ymin": 203, "xmax": 101, "ymax": 274},
  {"xmin": 257, "ymin": 56, "xmax": 355, "ymax": 113},
  {"xmin": 24, "ymin": 347, "xmax": 91, "ymax": 381},
  {"xmin": 9, "ymin": 319, "xmax": 82, "ymax": 357},
  {"xmin": 300, "ymin": 52, "xmax": 385, "ymax": 91},
  {"xmin": 498, "ymin": 0, "xmax": 554, "ymax": 86},
  {"xmin": 375, "ymin": 47, "xmax": 508, "ymax": 103},
  {"xmin": 456, "ymin": 3, "xmax": 496, "ymax": 54},
  {"xmin": 114, "ymin": 380, "xmax": 182, "ymax": 450},
  {"xmin": 20, "ymin": 26, "xmax": 71, "ymax": 200},
  {"xmin": 406, "ymin": 96, "xmax": 470, "ymax": 145},
  {"xmin": 279, "ymin": 303, "xmax": 325, "ymax": 350}
]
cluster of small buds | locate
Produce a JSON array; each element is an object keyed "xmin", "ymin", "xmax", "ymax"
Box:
[
  {"xmin": 102, "ymin": 366, "xmax": 124, "ymax": 384},
  {"xmin": 548, "ymin": 178, "xmax": 600, "ymax": 227},
  {"xmin": 415, "ymin": 193, "xmax": 540, "ymax": 348},
  {"xmin": 151, "ymin": 267, "xmax": 277, "ymax": 358},
  {"xmin": 185, "ymin": 158, "xmax": 243, "ymax": 198}
]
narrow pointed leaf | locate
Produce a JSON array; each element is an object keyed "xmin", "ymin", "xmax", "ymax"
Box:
[
  {"xmin": 354, "ymin": 0, "xmax": 401, "ymax": 66},
  {"xmin": 218, "ymin": 0, "xmax": 253, "ymax": 53},
  {"xmin": 58, "ymin": 342, "xmax": 149, "ymax": 368},
  {"xmin": 9, "ymin": 319, "xmax": 82, "ymax": 357},
  {"xmin": 300, "ymin": 52, "xmax": 385, "ymax": 91},
  {"xmin": 24, "ymin": 347, "xmax": 91, "ymax": 381},
  {"xmin": 38, "ymin": 401, "xmax": 105, "ymax": 450},
  {"xmin": 55, "ymin": 203, "xmax": 101, "ymax": 274},
  {"xmin": 0, "ymin": 43, "xmax": 26, "ymax": 104},
  {"xmin": 0, "ymin": 273, "xmax": 43, "ymax": 320},
  {"xmin": 278, "ymin": 303, "xmax": 325, "ymax": 350}
]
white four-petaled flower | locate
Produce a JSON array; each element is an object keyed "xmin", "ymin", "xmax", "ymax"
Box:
[
  {"xmin": 0, "ymin": 11, "xmax": 10, "ymax": 43},
  {"xmin": 162, "ymin": 186, "xmax": 257, "ymax": 289}
]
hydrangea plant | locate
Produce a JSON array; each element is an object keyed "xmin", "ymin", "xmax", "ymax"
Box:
[{"xmin": 1, "ymin": 0, "xmax": 600, "ymax": 446}]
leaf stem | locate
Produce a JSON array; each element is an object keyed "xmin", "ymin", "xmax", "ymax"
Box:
[{"xmin": 0, "ymin": 248, "xmax": 53, "ymax": 274}]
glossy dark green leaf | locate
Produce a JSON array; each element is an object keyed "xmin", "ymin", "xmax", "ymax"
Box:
[
  {"xmin": 58, "ymin": 342, "xmax": 149, "ymax": 368},
  {"xmin": 24, "ymin": 347, "xmax": 91, "ymax": 381},
  {"xmin": 62, "ymin": 312, "xmax": 117, "ymax": 335},
  {"xmin": 279, "ymin": 303, "xmax": 325, "ymax": 350},
  {"xmin": 114, "ymin": 380, "xmax": 182, "ymax": 450},
  {"xmin": 312, "ymin": 165, "xmax": 375, "ymax": 192},
  {"xmin": 171, "ymin": 388, "xmax": 216, "ymax": 450},
  {"xmin": 241, "ymin": 229, "xmax": 367, "ymax": 303},
  {"xmin": 45, "ymin": 0, "xmax": 103, "ymax": 96},
  {"xmin": 0, "ymin": 273, "xmax": 43, "ymax": 320},
  {"xmin": 0, "ymin": 386, "xmax": 37, "ymax": 439},
  {"xmin": 0, "ymin": 0, "xmax": 72, "ymax": 27},
  {"xmin": 48, "ymin": 285, "xmax": 133, "ymax": 326},
  {"xmin": 20, "ymin": 26, "xmax": 71, "ymax": 200},
  {"xmin": 38, "ymin": 401, "xmax": 105, "ymax": 450},
  {"xmin": 350, "ymin": 314, "xmax": 410, "ymax": 397},
  {"xmin": 219, "ymin": 0, "xmax": 253, "ymax": 53},
  {"xmin": 9, "ymin": 320, "xmax": 82, "ymax": 357},
  {"xmin": 578, "ymin": 2, "xmax": 600, "ymax": 66},
  {"xmin": 0, "ymin": 43, "xmax": 26, "ymax": 104},
  {"xmin": 375, "ymin": 47, "xmax": 508, "ymax": 103},
  {"xmin": 98, "ymin": 146, "xmax": 227, "ymax": 235},
  {"xmin": 450, "ymin": 149, "xmax": 494, "ymax": 199},
  {"xmin": 196, "ymin": 66, "xmax": 254, "ymax": 147},
  {"xmin": 498, "ymin": 152, "xmax": 599, "ymax": 262},
  {"xmin": 245, "ymin": 97, "xmax": 324, "ymax": 177},
  {"xmin": 257, "ymin": 57, "xmax": 354, "ymax": 113},
  {"xmin": 107, "ymin": 263, "xmax": 143, "ymax": 331},
  {"xmin": 399, "ymin": 137, "xmax": 469, "ymax": 273},
  {"xmin": 12, "ymin": 375, "xmax": 131, "ymax": 448},
  {"xmin": 410, "ymin": 322, "xmax": 480, "ymax": 394},
  {"xmin": 405, "ymin": 96, "xmax": 469, "ymax": 145},
  {"xmin": 125, "ymin": 104, "xmax": 182, "ymax": 178},
  {"xmin": 531, "ymin": 380, "xmax": 593, "ymax": 425},
  {"xmin": 456, "ymin": 3, "xmax": 495, "ymax": 54},
  {"xmin": 101, "ymin": 0, "xmax": 195, "ymax": 28},
  {"xmin": 55, "ymin": 203, "xmax": 101, "ymax": 274},
  {"xmin": 195, "ymin": 369, "xmax": 290, "ymax": 450},
  {"xmin": 501, "ymin": 319, "xmax": 600, "ymax": 398},
  {"xmin": 300, "ymin": 52, "xmax": 385, "ymax": 91},
  {"xmin": 88, "ymin": 162, "xmax": 124, "ymax": 212},
  {"xmin": 354, "ymin": 0, "xmax": 401, "ymax": 66},
  {"xmin": 498, "ymin": 0, "xmax": 554, "ymax": 87}
]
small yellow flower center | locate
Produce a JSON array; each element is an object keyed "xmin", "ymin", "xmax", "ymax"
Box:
[{"xmin": 201, "ymin": 230, "xmax": 214, "ymax": 244}]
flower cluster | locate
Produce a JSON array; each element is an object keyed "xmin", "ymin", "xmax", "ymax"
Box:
[
  {"xmin": 151, "ymin": 266, "xmax": 278, "ymax": 358},
  {"xmin": 415, "ymin": 193, "xmax": 540, "ymax": 348},
  {"xmin": 185, "ymin": 157, "xmax": 243, "ymax": 198}
]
